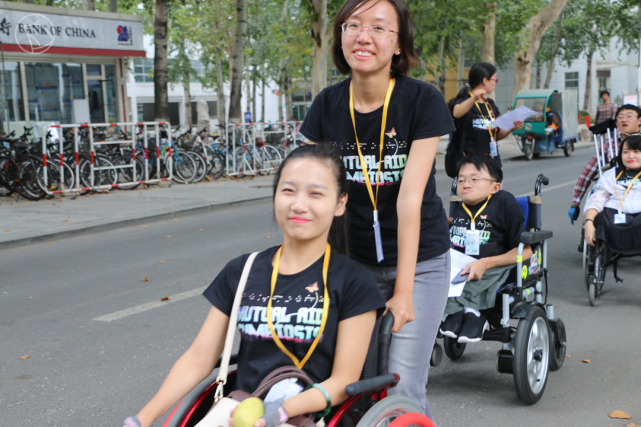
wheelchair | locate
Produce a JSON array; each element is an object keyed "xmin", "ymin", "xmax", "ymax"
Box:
[
  {"xmin": 162, "ymin": 312, "xmax": 436, "ymax": 427},
  {"xmin": 436, "ymin": 174, "xmax": 567, "ymax": 405}
]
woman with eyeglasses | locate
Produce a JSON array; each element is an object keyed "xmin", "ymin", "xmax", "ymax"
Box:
[
  {"xmin": 300, "ymin": 0, "xmax": 455, "ymax": 420},
  {"xmin": 446, "ymin": 62, "xmax": 523, "ymax": 166}
]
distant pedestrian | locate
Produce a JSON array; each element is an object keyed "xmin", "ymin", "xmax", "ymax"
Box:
[{"xmin": 595, "ymin": 90, "xmax": 617, "ymax": 125}]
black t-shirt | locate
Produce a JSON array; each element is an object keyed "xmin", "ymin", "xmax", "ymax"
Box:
[
  {"xmin": 454, "ymin": 95, "xmax": 501, "ymax": 156},
  {"xmin": 300, "ymin": 75, "xmax": 456, "ymax": 266},
  {"xmin": 203, "ymin": 246, "xmax": 385, "ymax": 392},
  {"xmin": 449, "ymin": 190, "xmax": 525, "ymax": 259}
]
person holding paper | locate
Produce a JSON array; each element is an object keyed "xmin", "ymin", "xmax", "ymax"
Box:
[
  {"xmin": 440, "ymin": 154, "xmax": 532, "ymax": 343},
  {"xmin": 446, "ymin": 62, "xmax": 524, "ymax": 166}
]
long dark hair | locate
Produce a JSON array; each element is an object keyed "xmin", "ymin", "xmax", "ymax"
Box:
[
  {"xmin": 446, "ymin": 62, "xmax": 497, "ymax": 114},
  {"xmin": 617, "ymin": 135, "xmax": 641, "ymax": 170},
  {"xmin": 331, "ymin": 0, "xmax": 419, "ymax": 78},
  {"xmin": 273, "ymin": 144, "xmax": 349, "ymax": 255}
]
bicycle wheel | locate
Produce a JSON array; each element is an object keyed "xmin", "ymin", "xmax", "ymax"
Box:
[
  {"xmin": 207, "ymin": 150, "xmax": 225, "ymax": 180},
  {"xmin": 36, "ymin": 161, "xmax": 74, "ymax": 194},
  {"xmin": 172, "ymin": 151, "xmax": 197, "ymax": 184},
  {"xmin": 79, "ymin": 156, "xmax": 118, "ymax": 191},
  {"xmin": 111, "ymin": 154, "xmax": 141, "ymax": 190},
  {"xmin": 185, "ymin": 150, "xmax": 207, "ymax": 183},
  {"xmin": 262, "ymin": 145, "xmax": 283, "ymax": 173},
  {"xmin": 233, "ymin": 146, "xmax": 254, "ymax": 175},
  {"xmin": 16, "ymin": 156, "xmax": 45, "ymax": 200}
]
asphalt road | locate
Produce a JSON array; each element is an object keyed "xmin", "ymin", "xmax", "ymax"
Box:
[{"xmin": 1, "ymin": 146, "xmax": 640, "ymax": 427}]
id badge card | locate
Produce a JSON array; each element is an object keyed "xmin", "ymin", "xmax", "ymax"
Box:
[
  {"xmin": 489, "ymin": 138, "xmax": 498, "ymax": 157},
  {"xmin": 614, "ymin": 213, "xmax": 626, "ymax": 224},
  {"xmin": 373, "ymin": 221, "xmax": 384, "ymax": 263},
  {"xmin": 465, "ymin": 229, "xmax": 480, "ymax": 256}
]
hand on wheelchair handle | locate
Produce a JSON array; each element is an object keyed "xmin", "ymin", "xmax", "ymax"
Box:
[
  {"xmin": 384, "ymin": 293, "xmax": 415, "ymax": 333},
  {"xmin": 568, "ymin": 205, "xmax": 580, "ymax": 224},
  {"xmin": 122, "ymin": 416, "xmax": 141, "ymax": 427}
]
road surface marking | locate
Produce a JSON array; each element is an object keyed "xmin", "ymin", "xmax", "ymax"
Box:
[
  {"xmin": 515, "ymin": 179, "xmax": 576, "ymax": 198},
  {"xmin": 93, "ymin": 286, "xmax": 207, "ymax": 322}
]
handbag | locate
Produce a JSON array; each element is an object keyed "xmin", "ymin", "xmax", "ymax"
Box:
[{"xmin": 196, "ymin": 252, "xmax": 316, "ymax": 427}]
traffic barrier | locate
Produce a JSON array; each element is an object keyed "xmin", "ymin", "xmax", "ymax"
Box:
[
  {"xmin": 224, "ymin": 121, "xmax": 303, "ymax": 177},
  {"xmin": 41, "ymin": 121, "xmax": 173, "ymax": 195}
]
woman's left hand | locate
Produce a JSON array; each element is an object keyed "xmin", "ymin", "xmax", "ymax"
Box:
[
  {"xmin": 511, "ymin": 121, "xmax": 524, "ymax": 131},
  {"xmin": 385, "ymin": 292, "xmax": 415, "ymax": 333}
]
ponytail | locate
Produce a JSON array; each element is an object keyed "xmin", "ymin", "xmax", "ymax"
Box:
[{"xmin": 446, "ymin": 61, "xmax": 497, "ymax": 116}]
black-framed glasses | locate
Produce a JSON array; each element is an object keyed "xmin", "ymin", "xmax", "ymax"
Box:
[
  {"xmin": 457, "ymin": 177, "xmax": 497, "ymax": 185},
  {"xmin": 341, "ymin": 22, "xmax": 399, "ymax": 38}
]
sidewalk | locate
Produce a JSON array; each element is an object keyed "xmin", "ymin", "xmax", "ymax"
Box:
[{"xmin": 0, "ymin": 136, "xmax": 592, "ymax": 249}]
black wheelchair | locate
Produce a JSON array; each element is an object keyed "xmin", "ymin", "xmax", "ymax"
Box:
[
  {"xmin": 161, "ymin": 313, "xmax": 436, "ymax": 427},
  {"xmin": 435, "ymin": 174, "xmax": 567, "ymax": 405}
]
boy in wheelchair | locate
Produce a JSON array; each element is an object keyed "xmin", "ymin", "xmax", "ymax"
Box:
[
  {"xmin": 440, "ymin": 154, "xmax": 533, "ymax": 343},
  {"xmin": 583, "ymin": 135, "xmax": 641, "ymax": 255}
]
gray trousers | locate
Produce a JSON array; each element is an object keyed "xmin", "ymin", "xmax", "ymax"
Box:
[{"xmin": 361, "ymin": 251, "xmax": 450, "ymax": 422}]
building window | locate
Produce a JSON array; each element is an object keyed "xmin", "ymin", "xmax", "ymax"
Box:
[
  {"xmin": 565, "ymin": 72, "xmax": 579, "ymax": 89},
  {"xmin": 0, "ymin": 61, "xmax": 25, "ymax": 122},
  {"xmin": 292, "ymin": 88, "xmax": 312, "ymax": 103},
  {"xmin": 191, "ymin": 60, "xmax": 206, "ymax": 77},
  {"xmin": 330, "ymin": 67, "xmax": 341, "ymax": 78},
  {"xmin": 105, "ymin": 64, "xmax": 117, "ymax": 123},
  {"xmin": 137, "ymin": 103, "xmax": 144, "ymax": 122},
  {"xmin": 24, "ymin": 62, "xmax": 84, "ymax": 124},
  {"xmin": 133, "ymin": 59, "xmax": 154, "ymax": 83}
]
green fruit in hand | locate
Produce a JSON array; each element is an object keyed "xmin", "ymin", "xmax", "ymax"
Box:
[{"xmin": 233, "ymin": 397, "xmax": 265, "ymax": 427}]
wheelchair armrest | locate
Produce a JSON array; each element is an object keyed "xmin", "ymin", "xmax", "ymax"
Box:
[
  {"xmin": 214, "ymin": 353, "xmax": 239, "ymax": 369},
  {"xmin": 520, "ymin": 230, "xmax": 553, "ymax": 245},
  {"xmin": 345, "ymin": 373, "xmax": 398, "ymax": 396}
]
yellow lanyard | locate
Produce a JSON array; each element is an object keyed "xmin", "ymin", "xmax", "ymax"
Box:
[
  {"xmin": 613, "ymin": 170, "xmax": 641, "ymax": 213},
  {"xmin": 349, "ymin": 79, "xmax": 395, "ymax": 215},
  {"xmin": 462, "ymin": 195, "xmax": 492, "ymax": 231},
  {"xmin": 267, "ymin": 244, "xmax": 331, "ymax": 369},
  {"xmin": 475, "ymin": 101, "xmax": 496, "ymax": 140}
]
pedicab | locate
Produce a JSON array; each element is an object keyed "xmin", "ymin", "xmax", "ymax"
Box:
[{"xmin": 512, "ymin": 89, "xmax": 579, "ymax": 160}]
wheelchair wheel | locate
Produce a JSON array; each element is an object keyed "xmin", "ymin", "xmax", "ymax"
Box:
[
  {"xmin": 388, "ymin": 412, "xmax": 436, "ymax": 427},
  {"xmin": 585, "ymin": 241, "xmax": 608, "ymax": 307},
  {"xmin": 354, "ymin": 395, "xmax": 422, "ymax": 427},
  {"xmin": 513, "ymin": 306, "xmax": 550, "ymax": 405},
  {"xmin": 443, "ymin": 336, "xmax": 466, "ymax": 361},
  {"xmin": 588, "ymin": 284, "xmax": 597, "ymax": 307},
  {"xmin": 548, "ymin": 318, "xmax": 566, "ymax": 371}
]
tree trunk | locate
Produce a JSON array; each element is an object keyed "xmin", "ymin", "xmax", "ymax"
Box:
[
  {"xmin": 457, "ymin": 31, "xmax": 466, "ymax": 91},
  {"xmin": 109, "ymin": 0, "xmax": 118, "ymax": 13},
  {"xmin": 583, "ymin": 47, "xmax": 594, "ymax": 111},
  {"xmin": 228, "ymin": 0, "xmax": 247, "ymax": 124},
  {"xmin": 310, "ymin": 0, "xmax": 328, "ymax": 100},
  {"xmin": 252, "ymin": 70, "xmax": 256, "ymax": 124},
  {"xmin": 482, "ymin": 2, "xmax": 497, "ymax": 64},
  {"xmin": 436, "ymin": 28, "xmax": 446, "ymax": 94},
  {"xmin": 245, "ymin": 53, "xmax": 251, "ymax": 121},
  {"xmin": 182, "ymin": 57, "xmax": 192, "ymax": 129},
  {"xmin": 544, "ymin": 10, "xmax": 564, "ymax": 89},
  {"xmin": 261, "ymin": 66, "xmax": 266, "ymax": 123},
  {"xmin": 82, "ymin": 0, "xmax": 95, "ymax": 10},
  {"xmin": 278, "ymin": 73, "xmax": 284, "ymax": 123},
  {"xmin": 535, "ymin": 59, "xmax": 541, "ymax": 89},
  {"xmin": 285, "ymin": 75, "xmax": 293, "ymax": 121},
  {"xmin": 513, "ymin": 0, "xmax": 569, "ymax": 99},
  {"xmin": 154, "ymin": 0, "xmax": 169, "ymax": 121},
  {"xmin": 215, "ymin": 51, "xmax": 226, "ymax": 138}
]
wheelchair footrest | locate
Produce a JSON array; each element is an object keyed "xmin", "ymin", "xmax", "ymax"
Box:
[{"xmin": 482, "ymin": 327, "xmax": 511, "ymax": 343}]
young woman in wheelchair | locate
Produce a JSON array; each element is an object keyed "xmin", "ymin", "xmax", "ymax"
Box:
[
  {"xmin": 123, "ymin": 144, "xmax": 385, "ymax": 427},
  {"xmin": 440, "ymin": 154, "xmax": 533, "ymax": 343},
  {"xmin": 583, "ymin": 135, "xmax": 641, "ymax": 255}
]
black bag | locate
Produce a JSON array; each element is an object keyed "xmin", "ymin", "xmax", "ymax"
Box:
[{"xmin": 444, "ymin": 118, "xmax": 466, "ymax": 178}]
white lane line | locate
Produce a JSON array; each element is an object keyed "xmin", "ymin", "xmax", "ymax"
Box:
[
  {"xmin": 515, "ymin": 179, "xmax": 576, "ymax": 198},
  {"xmin": 93, "ymin": 286, "xmax": 207, "ymax": 322}
]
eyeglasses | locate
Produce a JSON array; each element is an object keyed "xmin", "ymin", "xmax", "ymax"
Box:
[
  {"xmin": 490, "ymin": 78, "xmax": 498, "ymax": 83},
  {"xmin": 457, "ymin": 177, "xmax": 497, "ymax": 185},
  {"xmin": 617, "ymin": 114, "xmax": 637, "ymax": 120},
  {"xmin": 341, "ymin": 22, "xmax": 399, "ymax": 38}
]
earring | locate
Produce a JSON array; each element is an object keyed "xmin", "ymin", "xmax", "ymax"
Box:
[{"xmin": 395, "ymin": 51, "xmax": 401, "ymax": 55}]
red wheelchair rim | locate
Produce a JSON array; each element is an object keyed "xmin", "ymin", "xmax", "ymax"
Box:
[{"xmin": 388, "ymin": 412, "xmax": 436, "ymax": 427}]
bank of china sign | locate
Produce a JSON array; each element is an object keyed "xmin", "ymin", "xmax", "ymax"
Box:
[{"xmin": 0, "ymin": 9, "xmax": 143, "ymax": 54}]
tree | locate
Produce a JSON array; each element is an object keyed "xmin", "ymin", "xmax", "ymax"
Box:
[
  {"xmin": 543, "ymin": 10, "xmax": 563, "ymax": 89},
  {"xmin": 482, "ymin": 2, "xmax": 497, "ymax": 63},
  {"xmin": 228, "ymin": 0, "xmax": 247, "ymax": 124},
  {"xmin": 109, "ymin": 0, "xmax": 118, "ymax": 13},
  {"xmin": 513, "ymin": 0, "xmax": 568, "ymax": 98},
  {"xmin": 309, "ymin": 0, "xmax": 329, "ymax": 99},
  {"xmin": 83, "ymin": 0, "xmax": 95, "ymax": 10},
  {"xmin": 154, "ymin": 0, "xmax": 170, "ymax": 121}
]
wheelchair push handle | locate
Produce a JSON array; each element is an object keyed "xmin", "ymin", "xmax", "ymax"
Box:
[{"xmin": 535, "ymin": 174, "xmax": 549, "ymax": 196}]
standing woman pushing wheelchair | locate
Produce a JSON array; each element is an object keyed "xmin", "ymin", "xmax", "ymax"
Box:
[
  {"xmin": 300, "ymin": 0, "xmax": 455, "ymax": 419},
  {"xmin": 447, "ymin": 62, "xmax": 523, "ymax": 166}
]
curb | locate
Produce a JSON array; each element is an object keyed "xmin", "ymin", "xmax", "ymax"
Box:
[{"xmin": 0, "ymin": 195, "xmax": 273, "ymax": 250}]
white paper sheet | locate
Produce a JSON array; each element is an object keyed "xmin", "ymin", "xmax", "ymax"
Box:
[
  {"xmin": 492, "ymin": 105, "xmax": 538, "ymax": 130},
  {"xmin": 448, "ymin": 248, "xmax": 477, "ymax": 298}
]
